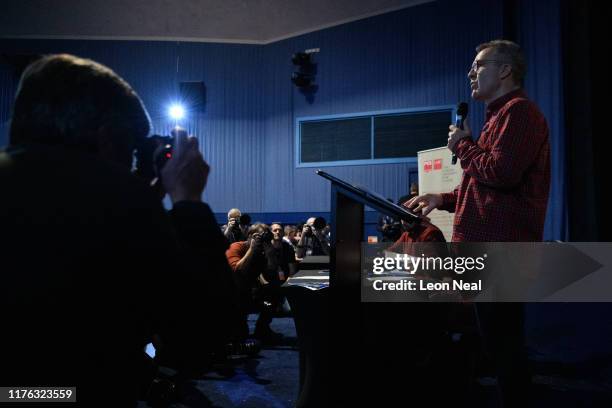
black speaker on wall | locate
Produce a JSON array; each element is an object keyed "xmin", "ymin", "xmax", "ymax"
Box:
[{"xmin": 179, "ymin": 81, "xmax": 206, "ymax": 113}]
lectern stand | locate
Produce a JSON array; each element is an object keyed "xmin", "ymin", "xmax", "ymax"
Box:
[
  {"xmin": 285, "ymin": 171, "xmax": 420, "ymax": 407},
  {"xmin": 321, "ymin": 170, "xmax": 421, "ymax": 287}
]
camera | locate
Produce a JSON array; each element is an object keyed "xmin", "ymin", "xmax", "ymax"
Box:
[
  {"xmin": 302, "ymin": 224, "xmax": 313, "ymax": 236},
  {"xmin": 260, "ymin": 229, "xmax": 273, "ymax": 243},
  {"xmin": 229, "ymin": 216, "xmax": 242, "ymax": 230},
  {"xmin": 239, "ymin": 213, "xmax": 251, "ymax": 227},
  {"xmin": 152, "ymin": 136, "xmax": 174, "ymax": 177},
  {"xmin": 134, "ymin": 127, "xmax": 186, "ymax": 182},
  {"xmin": 313, "ymin": 217, "xmax": 326, "ymax": 231}
]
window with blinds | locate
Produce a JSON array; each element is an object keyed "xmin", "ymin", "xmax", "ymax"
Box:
[{"xmin": 296, "ymin": 107, "xmax": 453, "ymax": 167}]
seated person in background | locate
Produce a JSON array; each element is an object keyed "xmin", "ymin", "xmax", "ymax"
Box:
[
  {"xmin": 296, "ymin": 216, "xmax": 331, "ymax": 258},
  {"xmin": 239, "ymin": 212, "xmax": 252, "ymax": 237},
  {"xmin": 396, "ymin": 189, "xmax": 445, "ymax": 250},
  {"xmin": 223, "ymin": 208, "xmax": 246, "ymax": 243},
  {"xmin": 270, "ymin": 223, "xmax": 299, "ymax": 282},
  {"xmin": 283, "ymin": 224, "xmax": 299, "ymax": 251},
  {"xmin": 389, "ymin": 217, "xmax": 446, "ymax": 255},
  {"xmin": 322, "ymin": 222, "xmax": 331, "ymax": 242},
  {"xmin": 377, "ymin": 198, "xmax": 403, "ymax": 242},
  {"xmin": 387, "ymin": 217, "xmax": 448, "ymax": 280},
  {"xmin": 225, "ymin": 224, "xmax": 287, "ymax": 344},
  {"xmin": 397, "ymin": 181, "xmax": 419, "ymax": 207},
  {"xmin": 0, "ymin": 54, "xmax": 237, "ymax": 406}
]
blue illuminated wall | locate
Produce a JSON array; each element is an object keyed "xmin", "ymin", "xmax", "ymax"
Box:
[{"xmin": 0, "ymin": 0, "xmax": 565, "ymax": 240}]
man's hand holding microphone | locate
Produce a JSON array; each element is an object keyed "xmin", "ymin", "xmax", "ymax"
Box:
[{"xmin": 402, "ymin": 103, "xmax": 471, "ymax": 218}]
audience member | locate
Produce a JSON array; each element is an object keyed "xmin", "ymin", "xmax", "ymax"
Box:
[
  {"xmin": 377, "ymin": 198, "xmax": 403, "ymax": 242},
  {"xmin": 270, "ymin": 223, "xmax": 299, "ymax": 282},
  {"xmin": 283, "ymin": 224, "xmax": 299, "ymax": 250},
  {"xmin": 296, "ymin": 217, "xmax": 331, "ymax": 258},
  {"xmin": 223, "ymin": 208, "xmax": 247, "ymax": 243},
  {"xmin": 398, "ymin": 182, "xmax": 419, "ymax": 206},
  {"xmin": 226, "ymin": 224, "xmax": 289, "ymax": 344},
  {"xmin": 239, "ymin": 212, "xmax": 252, "ymax": 237}
]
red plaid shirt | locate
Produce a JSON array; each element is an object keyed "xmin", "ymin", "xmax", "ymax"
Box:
[{"xmin": 441, "ymin": 89, "xmax": 550, "ymax": 242}]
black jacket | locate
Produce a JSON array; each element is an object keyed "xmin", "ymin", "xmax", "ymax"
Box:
[{"xmin": 0, "ymin": 144, "xmax": 237, "ymax": 406}]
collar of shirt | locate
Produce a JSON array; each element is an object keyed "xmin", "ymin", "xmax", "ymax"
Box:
[{"xmin": 485, "ymin": 88, "xmax": 526, "ymax": 120}]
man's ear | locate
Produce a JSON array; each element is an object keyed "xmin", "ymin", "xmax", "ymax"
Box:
[{"xmin": 499, "ymin": 64, "xmax": 513, "ymax": 81}]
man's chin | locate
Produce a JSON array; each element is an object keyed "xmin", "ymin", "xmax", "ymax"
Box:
[{"xmin": 471, "ymin": 89, "xmax": 484, "ymax": 100}]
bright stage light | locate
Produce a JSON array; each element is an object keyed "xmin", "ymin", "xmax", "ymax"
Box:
[{"xmin": 169, "ymin": 104, "xmax": 185, "ymax": 120}]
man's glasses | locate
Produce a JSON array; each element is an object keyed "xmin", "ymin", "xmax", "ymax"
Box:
[{"xmin": 469, "ymin": 59, "xmax": 510, "ymax": 72}]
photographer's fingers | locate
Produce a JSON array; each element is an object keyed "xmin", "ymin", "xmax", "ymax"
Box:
[
  {"xmin": 171, "ymin": 127, "xmax": 196, "ymax": 163},
  {"xmin": 180, "ymin": 134, "xmax": 197, "ymax": 158},
  {"xmin": 187, "ymin": 156, "xmax": 209, "ymax": 191},
  {"xmin": 170, "ymin": 133, "xmax": 203, "ymax": 174},
  {"xmin": 183, "ymin": 136, "xmax": 205, "ymax": 164},
  {"xmin": 252, "ymin": 233, "xmax": 263, "ymax": 247},
  {"xmin": 187, "ymin": 134, "xmax": 199, "ymax": 149}
]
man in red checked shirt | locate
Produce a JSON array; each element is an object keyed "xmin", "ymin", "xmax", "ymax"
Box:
[
  {"xmin": 406, "ymin": 40, "xmax": 550, "ymax": 242},
  {"xmin": 405, "ymin": 40, "xmax": 550, "ymax": 407}
]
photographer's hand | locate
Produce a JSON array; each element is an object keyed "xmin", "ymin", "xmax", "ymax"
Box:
[
  {"xmin": 235, "ymin": 233, "xmax": 263, "ymax": 276},
  {"xmin": 228, "ymin": 218, "xmax": 238, "ymax": 229},
  {"xmin": 250, "ymin": 233, "xmax": 264, "ymax": 251},
  {"xmin": 296, "ymin": 228, "xmax": 310, "ymax": 258},
  {"xmin": 161, "ymin": 128, "xmax": 210, "ymax": 204}
]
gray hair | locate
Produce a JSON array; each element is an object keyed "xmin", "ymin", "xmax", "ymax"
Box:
[{"xmin": 476, "ymin": 40, "xmax": 526, "ymax": 86}]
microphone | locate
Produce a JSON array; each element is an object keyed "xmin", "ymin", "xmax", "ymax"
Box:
[{"xmin": 452, "ymin": 102, "xmax": 469, "ymax": 165}]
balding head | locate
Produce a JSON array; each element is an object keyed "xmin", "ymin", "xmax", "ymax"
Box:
[{"xmin": 228, "ymin": 208, "xmax": 242, "ymax": 220}]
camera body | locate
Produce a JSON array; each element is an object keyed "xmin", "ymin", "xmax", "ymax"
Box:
[
  {"xmin": 229, "ymin": 216, "xmax": 242, "ymax": 230},
  {"xmin": 302, "ymin": 224, "xmax": 313, "ymax": 236},
  {"xmin": 260, "ymin": 229, "xmax": 273, "ymax": 243},
  {"xmin": 239, "ymin": 213, "xmax": 251, "ymax": 227},
  {"xmin": 313, "ymin": 217, "xmax": 326, "ymax": 231},
  {"xmin": 134, "ymin": 127, "xmax": 188, "ymax": 183},
  {"xmin": 134, "ymin": 134, "xmax": 174, "ymax": 182},
  {"xmin": 152, "ymin": 136, "xmax": 174, "ymax": 177}
]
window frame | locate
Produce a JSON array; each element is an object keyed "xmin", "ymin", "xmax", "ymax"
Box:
[{"xmin": 295, "ymin": 105, "xmax": 455, "ymax": 168}]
